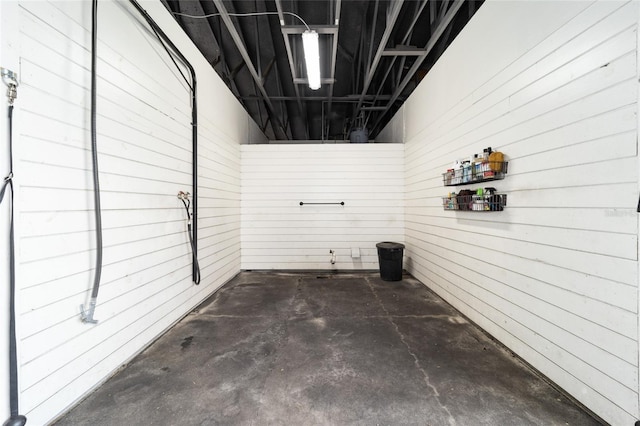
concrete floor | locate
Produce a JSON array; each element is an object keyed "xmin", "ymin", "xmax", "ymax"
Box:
[{"xmin": 55, "ymin": 271, "xmax": 602, "ymax": 425}]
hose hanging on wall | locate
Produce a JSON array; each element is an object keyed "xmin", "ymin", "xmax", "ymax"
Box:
[
  {"xmin": 128, "ymin": 0, "xmax": 200, "ymax": 284},
  {"xmin": 178, "ymin": 192, "xmax": 200, "ymax": 284},
  {"xmin": 80, "ymin": 0, "xmax": 103, "ymax": 324},
  {"xmin": 1, "ymin": 67, "xmax": 27, "ymax": 426}
]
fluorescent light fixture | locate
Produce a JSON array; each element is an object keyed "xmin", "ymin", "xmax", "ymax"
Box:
[{"xmin": 302, "ymin": 30, "xmax": 321, "ymax": 90}]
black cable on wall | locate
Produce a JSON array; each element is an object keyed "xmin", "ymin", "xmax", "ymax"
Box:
[
  {"xmin": 89, "ymin": 0, "xmax": 103, "ymax": 300},
  {"xmin": 128, "ymin": 0, "xmax": 199, "ymax": 284},
  {"xmin": 1, "ymin": 68, "xmax": 26, "ymax": 426},
  {"xmin": 80, "ymin": 0, "xmax": 103, "ymax": 324},
  {"xmin": 178, "ymin": 192, "xmax": 201, "ymax": 284}
]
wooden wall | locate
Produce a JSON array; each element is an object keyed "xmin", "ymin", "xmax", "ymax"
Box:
[
  {"xmin": 7, "ymin": 1, "xmax": 253, "ymax": 423},
  {"xmin": 380, "ymin": 1, "xmax": 639, "ymax": 424},
  {"xmin": 241, "ymin": 144, "xmax": 404, "ymax": 270}
]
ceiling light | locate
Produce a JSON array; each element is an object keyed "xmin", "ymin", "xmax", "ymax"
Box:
[{"xmin": 302, "ymin": 30, "xmax": 321, "ymax": 90}]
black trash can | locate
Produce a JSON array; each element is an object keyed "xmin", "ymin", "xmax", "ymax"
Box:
[{"xmin": 376, "ymin": 242, "xmax": 405, "ymax": 281}]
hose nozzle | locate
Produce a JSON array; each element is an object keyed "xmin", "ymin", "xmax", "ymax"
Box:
[
  {"xmin": 80, "ymin": 299, "xmax": 99, "ymax": 324},
  {"xmin": 1, "ymin": 68, "xmax": 18, "ymax": 106}
]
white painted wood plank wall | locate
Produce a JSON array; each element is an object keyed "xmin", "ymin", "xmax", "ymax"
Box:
[
  {"xmin": 381, "ymin": 1, "xmax": 638, "ymax": 424},
  {"xmin": 7, "ymin": 1, "xmax": 250, "ymax": 423},
  {"xmin": 241, "ymin": 144, "xmax": 404, "ymax": 270}
]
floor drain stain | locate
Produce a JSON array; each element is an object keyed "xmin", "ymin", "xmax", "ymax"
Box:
[{"xmin": 181, "ymin": 336, "xmax": 194, "ymax": 350}]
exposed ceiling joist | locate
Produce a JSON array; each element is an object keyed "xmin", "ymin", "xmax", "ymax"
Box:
[
  {"xmin": 371, "ymin": 0, "xmax": 466, "ymax": 134},
  {"xmin": 241, "ymin": 94, "xmax": 397, "ymax": 101},
  {"xmin": 211, "ymin": 0, "xmax": 288, "ymax": 139},
  {"xmin": 354, "ymin": 0, "xmax": 404, "ymax": 117},
  {"xmin": 164, "ymin": 0, "xmax": 483, "ymax": 141},
  {"xmin": 324, "ymin": 0, "xmax": 342, "ymax": 141},
  {"xmin": 293, "ymin": 78, "xmax": 336, "ymax": 85},
  {"xmin": 275, "ymin": 0, "xmax": 307, "ymax": 138},
  {"xmin": 363, "ymin": 0, "xmax": 429, "ymax": 129},
  {"xmin": 382, "ymin": 46, "xmax": 424, "ymax": 56}
]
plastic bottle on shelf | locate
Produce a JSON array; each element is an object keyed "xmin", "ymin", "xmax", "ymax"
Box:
[
  {"xmin": 482, "ymin": 147, "xmax": 490, "ymax": 161},
  {"xmin": 462, "ymin": 161, "xmax": 471, "ymax": 183},
  {"xmin": 453, "ymin": 160, "xmax": 463, "ymax": 184},
  {"xmin": 445, "ymin": 168, "xmax": 454, "ymax": 185},
  {"xmin": 483, "ymin": 147, "xmax": 494, "ymax": 178},
  {"xmin": 484, "ymin": 188, "xmax": 491, "ymax": 210},
  {"xmin": 471, "ymin": 195, "xmax": 479, "ymax": 211},
  {"xmin": 472, "ymin": 154, "xmax": 482, "ymax": 181},
  {"xmin": 489, "ymin": 150, "xmax": 504, "ymax": 172}
]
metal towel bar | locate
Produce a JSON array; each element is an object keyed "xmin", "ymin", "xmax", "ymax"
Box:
[{"xmin": 299, "ymin": 201, "xmax": 345, "ymax": 206}]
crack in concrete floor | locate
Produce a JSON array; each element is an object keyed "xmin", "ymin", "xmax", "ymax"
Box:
[{"xmin": 365, "ymin": 275, "xmax": 457, "ymax": 426}]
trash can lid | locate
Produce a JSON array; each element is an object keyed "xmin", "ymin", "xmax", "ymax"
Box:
[{"xmin": 376, "ymin": 242, "xmax": 405, "ymax": 250}]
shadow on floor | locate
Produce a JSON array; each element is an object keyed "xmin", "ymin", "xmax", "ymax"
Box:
[{"xmin": 54, "ymin": 271, "xmax": 603, "ymax": 425}]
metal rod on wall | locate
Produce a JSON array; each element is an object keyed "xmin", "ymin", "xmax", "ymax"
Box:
[{"xmin": 299, "ymin": 201, "xmax": 345, "ymax": 206}]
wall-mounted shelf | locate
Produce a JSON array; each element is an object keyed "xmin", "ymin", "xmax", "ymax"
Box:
[
  {"xmin": 442, "ymin": 161, "xmax": 508, "ymax": 186},
  {"xmin": 442, "ymin": 149, "xmax": 508, "ymax": 212},
  {"xmin": 442, "ymin": 193, "xmax": 507, "ymax": 211}
]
